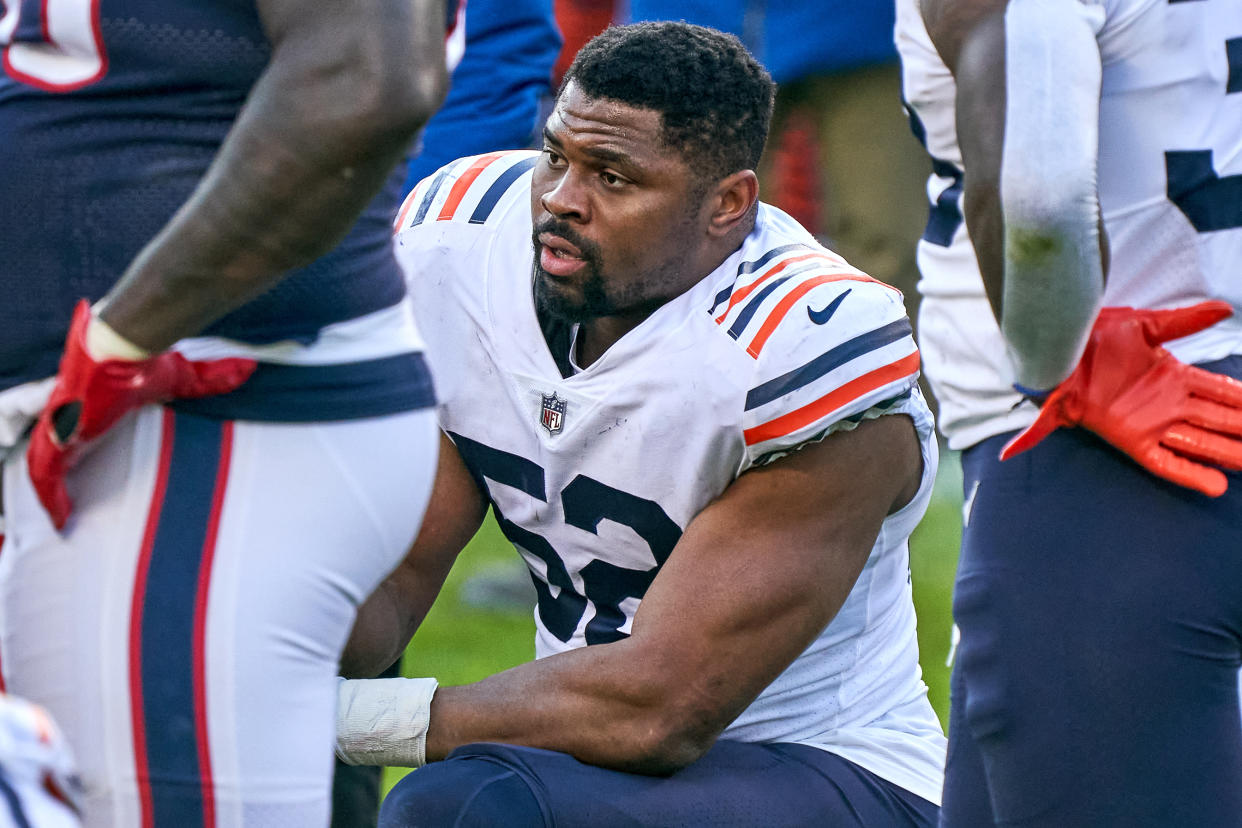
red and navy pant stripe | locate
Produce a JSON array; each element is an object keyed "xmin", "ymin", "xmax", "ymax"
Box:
[{"xmin": 129, "ymin": 410, "xmax": 232, "ymax": 828}]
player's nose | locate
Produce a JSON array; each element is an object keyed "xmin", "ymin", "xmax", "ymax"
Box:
[{"xmin": 538, "ymin": 167, "xmax": 589, "ymax": 223}]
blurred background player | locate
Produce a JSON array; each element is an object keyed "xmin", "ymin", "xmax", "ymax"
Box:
[
  {"xmin": 898, "ymin": 0, "xmax": 1242, "ymax": 824},
  {"xmin": 0, "ymin": 0, "xmax": 452, "ymax": 823},
  {"xmin": 337, "ymin": 22, "xmax": 944, "ymax": 826}
]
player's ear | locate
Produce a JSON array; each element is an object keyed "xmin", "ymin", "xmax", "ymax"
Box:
[{"xmin": 706, "ymin": 170, "xmax": 759, "ymax": 238}]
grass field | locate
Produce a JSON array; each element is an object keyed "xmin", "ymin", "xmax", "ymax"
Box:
[{"xmin": 383, "ymin": 448, "xmax": 964, "ymax": 794}]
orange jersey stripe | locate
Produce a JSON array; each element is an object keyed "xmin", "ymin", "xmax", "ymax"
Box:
[
  {"xmin": 743, "ymin": 350, "xmax": 921, "ymax": 446},
  {"xmin": 714, "ymin": 252, "xmax": 840, "ymax": 324},
  {"xmin": 437, "ymin": 152, "xmax": 509, "ymax": 222},
  {"xmin": 745, "ymin": 273, "xmax": 889, "ymax": 358}
]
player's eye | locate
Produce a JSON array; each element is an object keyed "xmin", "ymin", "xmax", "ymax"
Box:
[
  {"xmin": 600, "ymin": 170, "xmax": 627, "ymax": 187},
  {"xmin": 542, "ymin": 148, "xmax": 565, "ymax": 168}
]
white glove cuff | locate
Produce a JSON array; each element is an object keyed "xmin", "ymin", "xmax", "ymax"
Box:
[{"xmin": 335, "ymin": 677, "xmax": 438, "ymax": 768}]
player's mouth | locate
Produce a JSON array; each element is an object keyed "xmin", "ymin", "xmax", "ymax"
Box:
[{"xmin": 538, "ymin": 233, "xmax": 587, "ymax": 278}]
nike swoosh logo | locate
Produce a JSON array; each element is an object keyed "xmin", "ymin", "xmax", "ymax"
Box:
[{"xmin": 807, "ymin": 288, "xmax": 851, "ymax": 325}]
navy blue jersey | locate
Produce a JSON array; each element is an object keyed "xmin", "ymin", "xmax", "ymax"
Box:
[{"xmin": 0, "ymin": 0, "xmax": 408, "ymax": 391}]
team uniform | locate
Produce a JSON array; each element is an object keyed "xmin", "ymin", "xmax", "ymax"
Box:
[
  {"xmin": 0, "ymin": 3, "xmax": 443, "ymax": 825},
  {"xmin": 897, "ymin": 0, "xmax": 1242, "ymax": 823},
  {"xmin": 384, "ymin": 150, "xmax": 945, "ymax": 824}
]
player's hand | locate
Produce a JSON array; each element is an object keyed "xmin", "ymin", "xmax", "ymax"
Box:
[
  {"xmin": 27, "ymin": 300, "xmax": 256, "ymax": 529},
  {"xmin": 336, "ymin": 676, "xmax": 439, "ymax": 767},
  {"xmin": 1001, "ymin": 302, "xmax": 1242, "ymax": 496}
]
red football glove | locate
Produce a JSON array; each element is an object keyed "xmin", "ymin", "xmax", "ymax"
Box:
[
  {"xmin": 27, "ymin": 300, "xmax": 257, "ymax": 529},
  {"xmin": 1000, "ymin": 302, "xmax": 1242, "ymax": 497}
]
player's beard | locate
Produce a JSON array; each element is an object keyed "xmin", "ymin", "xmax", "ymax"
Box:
[
  {"xmin": 531, "ymin": 221, "xmax": 612, "ymax": 323},
  {"xmin": 531, "ymin": 219, "xmax": 684, "ymax": 324}
]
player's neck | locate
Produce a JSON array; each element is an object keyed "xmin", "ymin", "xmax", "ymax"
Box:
[{"xmin": 575, "ymin": 317, "xmax": 633, "ymax": 368}]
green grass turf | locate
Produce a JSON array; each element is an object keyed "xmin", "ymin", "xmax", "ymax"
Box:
[{"xmin": 383, "ymin": 451, "xmax": 964, "ymax": 794}]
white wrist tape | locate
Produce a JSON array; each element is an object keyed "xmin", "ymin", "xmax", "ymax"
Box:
[
  {"xmin": 335, "ymin": 677, "xmax": 438, "ymax": 768},
  {"xmin": 85, "ymin": 304, "xmax": 150, "ymax": 361}
]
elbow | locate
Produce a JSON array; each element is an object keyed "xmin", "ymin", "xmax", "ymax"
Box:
[
  {"xmin": 609, "ymin": 695, "xmax": 725, "ymax": 775},
  {"xmin": 1004, "ymin": 186, "xmax": 1095, "ymax": 240},
  {"xmin": 346, "ymin": 66, "xmax": 447, "ymax": 148},
  {"xmin": 1000, "ymin": 153, "xmax": 1097, "ymax": 245},
  {"xmin": 303, "ymin": 49, "xmax": 448, "ymax": 151},
  {"xmin": 1001, "ymin": 176, "xmax": 1100, "ymax": 275},
  {"xmin": 376, "ymin": 60, "xmax": 449, "ymax": 137},
  {"xmin": 636, "ymin": 723, "xmax": 717, "ymax": 775}
]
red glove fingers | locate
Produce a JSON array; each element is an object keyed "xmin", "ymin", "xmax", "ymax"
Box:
[
  {"xmin": 1137, "ymin": 443, "xmax": 1228, "ymax": 498},
  {"xmin": 1162, "ymin": 420, "xmax": 1242, "ymax": 471},
  {"xmin": 999, "ymin": 302, "xmax": 1242, "ymax": 496},
  {"xmin": 27, "ymin": 300, "xmax": 256, "ymax": 530},
  {"xmin": 1184, "ymin": 363, "xmax": 1242, "ymax": 410}
]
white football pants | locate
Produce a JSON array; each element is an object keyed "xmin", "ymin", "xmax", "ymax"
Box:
[{"xmin": 0, "ymin": 404, "xmax": 437, "ymax": 827}]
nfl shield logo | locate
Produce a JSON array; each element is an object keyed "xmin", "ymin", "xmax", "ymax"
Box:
[{"xmin": 540, "ymin": 392, "xmax": 566, "ymax": 434}]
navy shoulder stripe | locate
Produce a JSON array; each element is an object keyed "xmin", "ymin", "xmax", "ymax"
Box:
[
  {"xmin": 744, "ymin": 318, "xmax": 913, "ymax": 411},
  {"xmin": 409, "ymin": 167, "xmax": 453, "ymax": 228},
  {"xmin": 709, "ymin": 243, "xmax": 813, "ymax": 315},
  {"xmin": 469, "ymin": 156, "xmax": 537, "ymax": 225}
]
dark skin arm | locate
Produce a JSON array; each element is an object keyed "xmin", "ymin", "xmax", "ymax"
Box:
[
  {"xmin": 922, "ymin": 0, "xmax": 1009, "ymax": 318},
  {"xmin": 341, "ymin": 431, "xmax": 488, "ymax": 679},
  {"xmin": 921, "ymin": 0, "xmax": 1107, "ymax": 322},
  {"xmin": 97, "ymin": 0, "xmax": 449, "ymax": 351},
  {"xmin": 413, "ymin": 414, "xmax": 923, "ymax": 775}
]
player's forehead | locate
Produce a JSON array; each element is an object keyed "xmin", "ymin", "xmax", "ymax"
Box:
[{"xmin": 545, "ymin": 81, "xmax": 681, "ymax": 170}]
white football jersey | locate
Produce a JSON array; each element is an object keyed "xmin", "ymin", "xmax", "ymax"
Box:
[
  {"xmin": 396, "ymin": 150, "xmax": 946, "ymax": 804},
  {"xmin": 897, "ymin": 0, "xmax": 1242, "ymax": 449}
]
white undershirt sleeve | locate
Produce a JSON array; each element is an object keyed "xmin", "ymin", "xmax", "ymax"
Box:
[{"xmin": 999, "ymin": 0, "xmax": 1107, "ymax": 392}]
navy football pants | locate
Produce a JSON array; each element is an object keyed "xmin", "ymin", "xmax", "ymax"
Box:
[
  {"xmin": 381, "ymin": 740, "xmax": 937, "ymax": 827},
  {"xmin": 941, "ymin": 357, "xmax": 1242, "ymax": 827}
]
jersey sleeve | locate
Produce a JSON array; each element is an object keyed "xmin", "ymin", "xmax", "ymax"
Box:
[
  {"xmin": 394, "ymin": 148, "xmax": 539, "ymax": 235},
  {"xmin": 394, "ymin": 148, "xmax": 538, "ymax": 296},
  {"xmin": 393, "ymin": 150, "xmax": 538, "ymax": 407},
  {"xmin": 730, "ymin": 262, "xmax": 923, "ymax": 471}
]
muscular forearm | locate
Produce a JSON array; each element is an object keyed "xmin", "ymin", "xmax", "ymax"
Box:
[
  {"xmin": 426, "ymin": 639, "xmax": 717, "ymax": 775},
  {"xmin": 99, "ymin": 0, "xmax": 448, "ymax": 351}
]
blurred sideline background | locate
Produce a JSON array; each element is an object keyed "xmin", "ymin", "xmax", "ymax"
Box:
[{"xmin": 382, "ymin": 0, "xmax": 960, "ymax": 797}]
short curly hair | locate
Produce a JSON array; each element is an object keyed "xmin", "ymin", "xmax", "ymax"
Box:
[{"xmin": 561, "ymin": 21, "xmax": 775, "ymax": 186}]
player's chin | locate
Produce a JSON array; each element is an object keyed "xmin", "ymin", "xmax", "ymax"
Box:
[{"xmin": 534, "ymin": 268, "xmax": 589, "ymax": 322}]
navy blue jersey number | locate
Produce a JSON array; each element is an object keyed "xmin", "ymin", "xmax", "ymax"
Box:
[
  {"xmin": 451, "ymin": 433, "xmax": 682, "ymax": 645},
  {"xmin": 904, "ymin": 102, "xmax": 965, "ymax": 247},
  {"xmin": 1164, "ymin": 5, "xmax": 1241, "ymax": 232}
]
